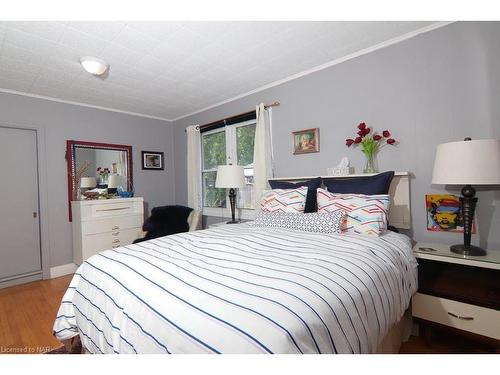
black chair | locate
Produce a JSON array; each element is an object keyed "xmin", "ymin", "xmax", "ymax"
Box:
[{"xmin": 133, "ymin": 205, "xmax": 196, "ymax": 244}]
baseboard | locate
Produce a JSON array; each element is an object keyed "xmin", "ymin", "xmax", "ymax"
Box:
[{"xmin": 50, "ymin": 263, "xmax": 78, "ymax": 279}]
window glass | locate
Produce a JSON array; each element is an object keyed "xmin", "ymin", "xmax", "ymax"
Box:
[
  {"xmin": 202, "ymin": 131, "xmax": 226, "ymax": 170},
  {"xmin": 202, "ymin": 171, "xmax": 226, "ymax": 208},
  {"xmin": 236, "ymin": 124, "xmax": 256, "ymax": 166}
]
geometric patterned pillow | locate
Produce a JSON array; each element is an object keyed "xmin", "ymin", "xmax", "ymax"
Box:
[
  {"xmin": 260, "ymin": 187, "xmax": 308, "ymax": 213},
  {"xmin": 252, "ymin": 211, "xmax": 345, "ymax": 234},
  {"xmin": 317, "ymin": 188, "xmax": 390, "ymax": 236}
]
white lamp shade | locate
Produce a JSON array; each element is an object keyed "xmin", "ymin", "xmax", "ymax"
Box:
[
  {"xmin": 80, "ymin": 177, "xmax": 96, "ymax": 188},
  {"xmin": 432, "ymin": 139, "xmax": 500, "ymax": 185},
  {"xmin": 215, "ymin": 165, "xmax": 246, "ymax": 188},
  {"xmin": 107, "ymin": 174, "xmax": 121, "ymax": 189}
]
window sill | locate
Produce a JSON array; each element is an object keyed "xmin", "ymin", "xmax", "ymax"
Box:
[{"xmin": 202, "ymin": 207, "xmax": 256, "ymax": 220}]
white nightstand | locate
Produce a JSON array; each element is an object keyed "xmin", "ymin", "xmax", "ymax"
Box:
[{"xmin": 412, "ymin": 242, "xmax": 500, "ymax": 351}]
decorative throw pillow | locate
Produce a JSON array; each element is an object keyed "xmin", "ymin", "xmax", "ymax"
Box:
[
  {"xmin": 317, "ymin": 188, "xmax": 390, "ymax": 236},
  {"xmin": 253, "ymin": 211, "xmax": 345, "ymax": 234},
  {"xmin": 268, "ymin": 177, "xmax": 322, "ymax": 213},
  {"xmin": 323, "ymin": 171, "xmax": 394, "ymax": 195},
  {"xmin": 260, "ymin": 187, "xmax": 308, "ymax": 213}
]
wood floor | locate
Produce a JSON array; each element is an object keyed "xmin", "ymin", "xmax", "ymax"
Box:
[
  {"xmin": 0, "ymin": 275, "xmax": 72, "ymax": 354},
  {"xmin": 0, "ymin": 275, "xmax": 493, "ymax": 354}
]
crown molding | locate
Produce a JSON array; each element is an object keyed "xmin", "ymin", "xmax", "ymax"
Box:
[
  {"xmin": 0, "ymin": 87, "xmax": 173, "ymax": 123},
  {"xmin": 173, "ymin": 21, "xmax": 454, "ymax": 122}
]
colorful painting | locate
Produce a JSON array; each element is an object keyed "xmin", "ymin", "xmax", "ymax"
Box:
[
  {"xmin": 292, "ymin": 128, "xmax": 320, "ymax": 154},
  {"xmin": 426, "ymin": 194, "xmax": 476, "ymax": 233}
]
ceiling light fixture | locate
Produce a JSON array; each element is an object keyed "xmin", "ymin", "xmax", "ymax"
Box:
[{"xmin": 80, "ymin": 56, "xmax": 109, "ymax": 76}]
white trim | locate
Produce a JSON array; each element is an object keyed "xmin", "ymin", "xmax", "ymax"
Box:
[
  {"xmin": 0, "ymin": 88, "xmax": 173, "ymax": 123},
  {"xmin": 173, "ymin": 21, "xmax": 453, "ymax": 121},
  {"xmin": 50, "ymin": 263, "xmax": 78, "ymax": 279}
]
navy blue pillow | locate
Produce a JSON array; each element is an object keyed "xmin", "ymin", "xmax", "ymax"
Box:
[
  {"xmin": 268, "ymin": 177, "xmax": 322, "ymax": 213},
  {"xmin": 323, "ymin": 171, "xmax": 395, "ymax": 195}
]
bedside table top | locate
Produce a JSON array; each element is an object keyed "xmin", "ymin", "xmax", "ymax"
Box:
[{"xmin": 414, "ymin": 242, "xmax": 500, "ymax": 270}]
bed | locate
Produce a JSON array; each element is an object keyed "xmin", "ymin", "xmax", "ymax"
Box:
[{"xmin": 54, "ymin": 223, "xmax": 417, "ymax": 354}]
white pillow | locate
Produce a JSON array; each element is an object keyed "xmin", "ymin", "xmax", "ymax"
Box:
[
  {"xmin": 253, "ymin": 211, "xmax": 346, "ymax": 234},
  {"xmin": 260, "ymin": 187, "xmax": 308, "ymax": 213}
]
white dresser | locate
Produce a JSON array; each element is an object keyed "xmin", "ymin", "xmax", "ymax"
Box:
[{"xmin": 71, "ymin": 197, "xmax": 144, "ymax": 265}]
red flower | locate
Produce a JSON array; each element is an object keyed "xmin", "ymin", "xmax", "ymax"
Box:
[
  {"xmin": 382, "ymin": 130, "xmax": 391, "ymax": 138},
  {"xmin": 373, "ymin": 134, "xmax": 382, "ymax": 141},
  {"xmin": 365, "ymin": 127, "xmax": 371, "ymax": 135},
  {"xmin": 97, "ymin": 167, "xmax": 101, "ymax": 171},
  {"xmin": 345, "ymin": 139, "xmax": 355, "ymax": 147},
  {"xmin": 357, "ymin": 122, "xmax": 367, "ymax": 130},
  {"xmin": 387, "ymin": 138, "xmax": 396, "ymax": 145},
  {"xmin": 354, "ymin": 137, "xmax": 362, "ymax": 144},
  {"xmin": 357, "ymin": 129, "xmax": 365, "ymax": 136}
]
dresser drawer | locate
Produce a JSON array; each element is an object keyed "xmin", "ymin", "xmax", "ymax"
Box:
[
  {"xmin": 412, "ymin": 292, "xmax": 500, "ymax": 340},
  {"xmin": 80, "ymin": 228, "xmax": 143, "ymax": 262},
  {"xmin": 82, "ymin": 215, "xmax": 143, "ymax": 235},
  {"xmin": 78, "ymin": 199, "xmax": 143, "ymax": 219}
]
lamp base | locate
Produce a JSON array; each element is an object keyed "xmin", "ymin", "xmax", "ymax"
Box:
[
  {"xmin": 225, "ymin": 220, "xmax": 240, "ymax": 224},
  {"xmin": 450, "ymin": 244, "xmax": 486, "ymax": 256}
]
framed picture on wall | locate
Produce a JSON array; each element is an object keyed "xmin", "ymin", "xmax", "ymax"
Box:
[
  {"xmin": 142, "ymin": 151, "xmax": 164, "ymax": 170},
  {"xmin": 292, "ymin": 128, "xmax": 320, "ymax": 154}
]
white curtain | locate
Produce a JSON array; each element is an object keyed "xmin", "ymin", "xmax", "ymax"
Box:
[
  {"xmin": 253, "ymin": 103, "xmax": 274, "ymax": 207},
  {"xmin": 186, "ymin": 125, "xmax": 202, "ymax": 210}
]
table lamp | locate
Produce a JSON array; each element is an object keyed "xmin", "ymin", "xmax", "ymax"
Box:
[
  {"xmin": 79, "ymin": 177, "xmax": 96, "ymax": 200},
  {"xmin": 107, "ymin": 174, "xmax": 121, "ymax": 194},
  {"xmin": 432, "ymin": 138, "xmax": 500, "ymax": 256},
  {"xmin": 215, "ymin": 165, "xmax": 246, "ymax": 224}
]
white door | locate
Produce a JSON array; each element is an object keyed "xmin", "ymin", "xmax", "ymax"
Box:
[{"xmin": 0, "ymin": 127, "xmax": 41, "ymax": 283}]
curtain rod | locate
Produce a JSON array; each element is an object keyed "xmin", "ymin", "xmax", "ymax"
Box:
[{"xmin": 185, "ymin": 101, "xmax": 280, "ymax": 132}]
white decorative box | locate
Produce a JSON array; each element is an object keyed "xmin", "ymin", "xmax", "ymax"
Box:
[{"xmin": 327, "ymin": 167, "xmax": 355, "ymax": 176}]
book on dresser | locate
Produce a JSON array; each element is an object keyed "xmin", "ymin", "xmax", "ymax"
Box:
[{"xmin": 71, "ymin": 197, "xmax": 144, "ymax": 265}]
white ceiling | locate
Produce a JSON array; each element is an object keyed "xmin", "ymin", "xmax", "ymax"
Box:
[{"xmin": 0, "ymin": 21, "xmax": 440, "ymax": 121}]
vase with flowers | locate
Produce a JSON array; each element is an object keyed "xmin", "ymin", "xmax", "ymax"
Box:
[
  {"xmin": 345, "ymin": 122, "xmax": 397, "ymax": 173},
  {"xmin": 97, "ymin": 167, "xmax": 110, "ymax": 185}
]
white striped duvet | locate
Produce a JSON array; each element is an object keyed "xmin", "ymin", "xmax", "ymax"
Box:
[{"xmin": 53, "ymin": 224, "xmax": 418, "ymax": 354}]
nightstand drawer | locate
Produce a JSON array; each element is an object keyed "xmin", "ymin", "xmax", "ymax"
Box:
[{"xmin": 412, "ymin": 292, "xmax": 500, "ymax": 340}]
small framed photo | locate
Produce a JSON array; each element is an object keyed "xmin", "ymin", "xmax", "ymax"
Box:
[
  {"xmin": 292, "ymin": 128, "xmax": 320, "ymax": 154},
  {"xmin": 141, "ymin": 151, "xmax": 164, "ymax": 170}
]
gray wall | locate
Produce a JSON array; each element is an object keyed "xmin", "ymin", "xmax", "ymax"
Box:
[
  {"xmin": 0, "ymin": 92, "xmax": 175, "ymax": 268},
  {"xmin": 173, "ymin": 22, "xmax": 500, "ymax": 251}
]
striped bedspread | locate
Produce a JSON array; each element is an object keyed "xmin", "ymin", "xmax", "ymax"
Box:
[{"xmin": 53, "ymin": 224, "xmax": 418, "ymax": 354}]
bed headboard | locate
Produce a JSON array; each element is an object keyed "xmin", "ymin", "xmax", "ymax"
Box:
[{"xmin": 268, "ymin": 171, "xmax": 411, "ymax": 229}]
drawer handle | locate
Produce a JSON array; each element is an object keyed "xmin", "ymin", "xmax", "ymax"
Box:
[
  {"xmin": 96, "ymin": 207, "xmax": 129, "ymax": 212},
  {"xmin": 112, "ymin": 245, "xmax": 120, "ymax": 248},
  {"xmin": 112, "ymin": 226, "xmax": 120, "ymax": 230},
  {"xmin": 112, "ymin": 239, "xmax": 120, "ymax": 244},
  {"xmin": 447, "ymin": 312, "xmax": 474, "ymax": 321},
  {"xmin": 112, "ymin": 231, "xmax": 120, "ymax": 236}
]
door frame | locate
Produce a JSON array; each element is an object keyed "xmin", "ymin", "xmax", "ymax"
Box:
[{"xmin": 0, "ymin": 122, "xmax": 50, "ymax": 280}]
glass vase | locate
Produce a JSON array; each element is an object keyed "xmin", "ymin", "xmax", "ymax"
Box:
[{"xmin": 363, "ymin": 151, "xmax": 378, "ymax": 174}]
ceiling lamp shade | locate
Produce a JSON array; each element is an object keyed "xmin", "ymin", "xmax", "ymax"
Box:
[
  {"xmin": 432, "ymin": 139, "xmax": 500, "ymax": 185},
  {"xmin": 215, "ymin": 165, "xmax": 246, "ymax": 188},
  {"xmin": 80, "ymin": 56, "xmax": 109, "ymax": 76}
]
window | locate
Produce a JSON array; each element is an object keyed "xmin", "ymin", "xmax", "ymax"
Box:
[{"xmin": 201, "ymin": 120, "xmax": 256, "ymax": 211}]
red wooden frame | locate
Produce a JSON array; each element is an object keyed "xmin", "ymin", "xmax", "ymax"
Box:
[{"xmin": 66, "ymin": 140, "xmax": 133, "ymax": 221}]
